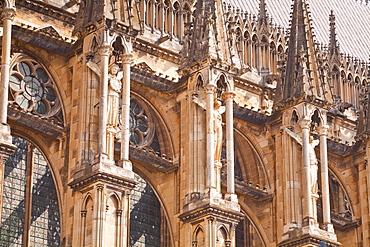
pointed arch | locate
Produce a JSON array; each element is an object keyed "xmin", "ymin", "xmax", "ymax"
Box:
[
  {"xmin": 243, "ymin": 31, "xmax": 251, "ymax": 65},
  {"xmin": 234, "ymin": 129, "xmax": 271, "ymax": 190},
  {"xmin": 260, "ymin": 35, "xmax": 269, "ymax": 68},
  {"xmin": 193, "ymin": 225, "xmax": 205, "ymax": 246},
  {"xmin": 105, "ymin": 195, "xmax": 120, "ymax": 246},
  {"xmin": 269, "ymin": 41, "xmax": 277, "ymax": 73},
  {"xmin": 129, "ymin": 172, "xmax": 174, "ymax": 246},
  {"xmin": 0, "ymin": 136, "xmax": 61, "ymax": 246},
  {"xmin": 217, "ymin": 225, "xmax": 228, "ymax": 246},
  {"xmin": 173, "ymin": 1, "xmax": 181, "ymax": 37},
  {"xmin": 251, "ymin": 34, "xmax": 259, "ymax": 68},
  {"xmin": 83, "ymin": 194, "xmax": 94, "ymax": 246}
]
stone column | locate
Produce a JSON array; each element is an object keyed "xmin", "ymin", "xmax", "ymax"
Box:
[
  {"xmin": 0, "ymin": 7, "xmax": 15, "ymax": 126},
  {"xmin": 319, "ymin": 125, "xmax": 334, "ymax": 232},
  {"xmin": 116, "ymin": 209, "xmax": 123, "ymax": 247},
  {"xmin": 94, "ymin": 184, "xmax": 105, "ymax": 246},
  {"xmin": 97, "ymin": 44, "xmax": 113, "ymax": 158},
  {"xmin": 120, "ymin": 190, "xmax": 131, "ymax": 246},
  {"xmin": 299, "ymin": 118, "xmax": 313, "ymax": 221},
  {"xmin": 205, "ymin": 84, "xmax": 216, "ymax": 190},
  {"xmin": 118, "ymin": 54, "xmax": 133, "ymax": 172},
  {"xmin": 223, "ymin": 92, "xmax": 236, "ymax": 199},
  {"xmin": 0, "ymin": 8, "xmax": 16, "ymax": 226},
  {"xmin": 80, "ymin": 210, "xmax": 87, "ymax": 247}
]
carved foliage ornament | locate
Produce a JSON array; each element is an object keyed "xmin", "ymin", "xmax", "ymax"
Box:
[{"xmin": 9, "ymin": 57, "xmax": 63, "ymax": 124}]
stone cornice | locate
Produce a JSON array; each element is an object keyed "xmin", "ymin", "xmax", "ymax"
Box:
[
  {"xmin": 179, "ymin": 204, "xmax": 244, "ymax": 223},
  {"xmin": 16, "ymin": 0, "xmax": 76, "ymax": 25},
  {"xmin": 133, "ymin": 39, "xmax": 180, "ymax": 64},
  {"xmin": 69, "ymin": 170, "xmax": 137, "ymax": 192},
  {"xmin": 131, "ymin": 65, "xmax": 184, "ymax": 93},
  {"xmin": 233, "ymin": 105, "xmax": 270, "ymax": 125},
  {"xmin": 278, "ymin": 234, "xmax": 339, "ymax": 247},
  {"xmin": 12, "ymin": 25, "xmax": 75, "ymax": 55}
]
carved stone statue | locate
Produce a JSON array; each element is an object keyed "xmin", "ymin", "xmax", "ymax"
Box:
[
  {"xmin": 193, "ymin": 94, "xmax": 225, "ymax": 164},
  {"xmin": 285, "ymin": 128, "xmax": 319, "ymax": 194},
  {"xmin": 107, "ymin": 64, "xmax": 123, "ymax": 128},
  {"xmin": 213, "ymin": 100, "xmax": 225, "ymax": 164}
]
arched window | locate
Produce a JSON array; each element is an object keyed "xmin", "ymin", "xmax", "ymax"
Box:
[
  {"xmin": 9, "ymin": 56, "xmax": 63, "ymax": 125},
  {"xmin": 236, "ymin": 215, "xmax": 265, "ymax": 247},
  {"xmin": 130, "ymin": 174, "xmax": 171, "ymax": 246},
  {"xmin": 243, "ymin": 31, "xmax": 251, "ymax": 65},
  {"xmin": 0, "ymin": 137, "xmax": 60, "ymax": 246},
  {"xmin": 164, "ymin": 0, "xmax": 172, "ymax": 33},
  {"xmin": 340, "ymin": 71, "xmax": 346, "ymax": 101},
  {"xmin": 269, "ymin": 42, "xmax": 276, "ymax": 74},
  {"xmin": 260, "ymin": 36, "xmax": 269, "ymax": 68},
  {"xmin": 347, "ymin": 74, "xmax": 353, "ymax": 103},
  {"xmin": 173, "ymin": 2, "xmax": 180, "ymax": 37},
  {"xmin": 331, "ymin": 66, "xmax": 340, "ymax": 99},
  {"xmin": 252, "ymin": 35, "xmax": 258, "ymax": 68},
  {"xmin": 183, "ymin": 3, "xmax": 191, "ymax": 34},
  {"xmin": 235, "ymin": 28, "xmax": 242, "ymax": 61}
]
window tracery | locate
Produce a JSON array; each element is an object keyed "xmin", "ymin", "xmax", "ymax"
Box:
[
  {"xmin": 0, "ymin": 137, "xmax": 60, "ymax": 246},
  {"xmin": 118, "ymin": 97, "xmax": 161, "ymax": 155},
  {"xmin": 9, "ymin": 56, "xmax": 63, "ymax": 126}
]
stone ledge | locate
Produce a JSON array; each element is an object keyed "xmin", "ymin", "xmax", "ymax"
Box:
[
  {"xmin": 69, "ymin": 161, "xmax": 137, "ymax": 191},
  {"xmin": 179, "ymin": 203, "xmax": 243, "ymax": 224}
]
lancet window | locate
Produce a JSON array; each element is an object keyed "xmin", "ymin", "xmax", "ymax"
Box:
[
  {"xmin": 0, "ymin": 137, "xmax": 60, "ymax": 246},
  {"xmin": 130, "ymin": 174, "xmax": 171, "ymax": 246},
  {"xmin": 243, "ymin": 32, "xmax": 251, "ymax": 65}
]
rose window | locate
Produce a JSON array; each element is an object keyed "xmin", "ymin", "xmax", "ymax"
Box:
[
  {"xmin": 9, "ymin": 59, "xmax": 61, "ymax": 121},
  {"xmin": 129, "ymin": 99, "xmax": 154, "ymax": 146}
]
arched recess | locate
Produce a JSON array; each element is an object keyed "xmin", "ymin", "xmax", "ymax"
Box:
[
  {"xmin": 0, "ymin": 136, "xmax": 61, "ymax": 246},
  {"xmin": 317, "ymin": 165, "xmax": 355, "ymax": 226},
  {"xmin": 231, "ymin": 129, "xmax": 271, "ymax": 190},
  {"xmin": 193, "ymin": 225, "xmax": 205, "ymax": 247},
  {"xmin": 81, "ymin": 194, "xmax": 94, "ymax": 246},
  {"xmin": 217, "ymin": 225, "xmax": 229, "ymax": 247},
  {"xmin": 8, "ymin": 53, "xmax": 65, "ymax": 127},
  {"xmin": 105, "ymin": 193, "xmax": 120, "ymax": 247},
  {"xmin": 243, "ymin": 31, "xmax": 251, "ymax": 65}
]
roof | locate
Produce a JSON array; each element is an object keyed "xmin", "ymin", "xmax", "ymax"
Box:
[{"xmin": 225, "ymin": 0, "xmax": 370, "ymax": 61}]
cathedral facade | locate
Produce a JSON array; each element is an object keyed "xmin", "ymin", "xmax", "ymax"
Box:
[{"xmin": 0, "ymin": 0, "xmax": 369, "ymax": 246}]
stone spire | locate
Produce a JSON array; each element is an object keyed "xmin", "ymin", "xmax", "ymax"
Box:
[
  {"xmin": 257, "ymin": 0, "xmax": 269, "ymax": 32},
  {"xmin": 328, "ymin": 10, "xmax": 340, "ymax": 61},
  {"xmin": 73, "ymin": 0, "xmax": 140, "ymax": 38},
  {"xmin": 180, "ymin": 0, "xmax": 232, "ymax": 73},
  {"xmin": 274, "ymin": 0, "xmax": 332, "ymax": 108}
]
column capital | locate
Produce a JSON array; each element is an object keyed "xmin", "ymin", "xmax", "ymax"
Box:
[
  {"xmin": 98, "ymin": 45, "xmax": 113, "ymax": 56},
  {"xmin": 298, "ymin": 118, "xmax": 311, "ymax": 129},
  {"xmin": 222, "ymin": 91, "xmax": 236, "ymax": 100},
  {"xmin": 120, "ymin": 53, "xmax": 133, "ymax": 64},
  {"xmin": 205, "ymin": 84, "xmax": 216, "ymax": 94},
  {"xmin": 1, "ymin": 7, "xmax": 16, "ymax": 21},
  {"xmin": 318, "ymin": 125, "xmax": 329, "ymax": 135}
]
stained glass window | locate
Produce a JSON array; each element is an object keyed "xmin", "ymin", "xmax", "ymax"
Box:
[
  {"xmin": 9, "ymin": 56, "xmax": 63, "ymax": 126},
  {"xmin": 0, "ymin": 137, "xmax": 60, "ymax": 246},
  {"xmin": 130, "ymin": 174, "xmax": 161, "ymax": 247}
]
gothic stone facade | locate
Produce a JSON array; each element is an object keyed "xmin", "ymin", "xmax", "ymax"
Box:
[{"xmin": 0, "ymin": 0, "xmax": 369, "ymax": 246}]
